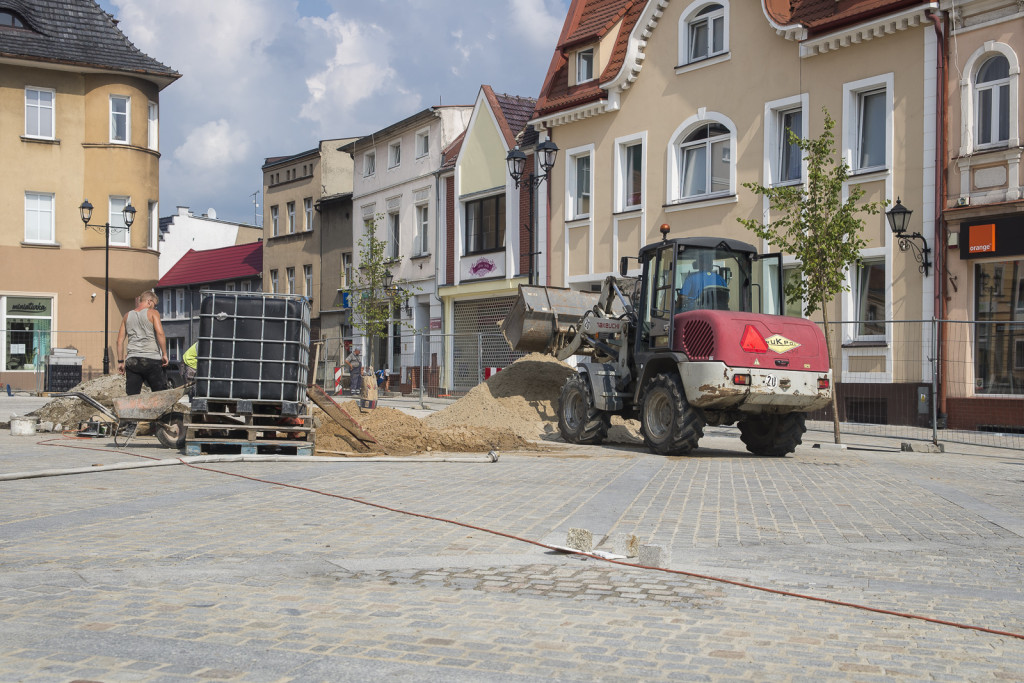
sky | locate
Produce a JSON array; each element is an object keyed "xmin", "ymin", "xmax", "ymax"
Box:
[{"xmin": 95, "ymin": 0, "xmax": 570, "ymax": 226}]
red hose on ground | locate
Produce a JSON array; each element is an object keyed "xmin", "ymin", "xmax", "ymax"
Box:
[{"xmin": 37, "ymin": 437, "xmax": 1024, "ymax": 642}]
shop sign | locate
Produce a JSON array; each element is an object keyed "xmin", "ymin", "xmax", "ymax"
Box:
[
  {"xmin": 429, "ymin": 318, "xmax": 442, "ymax": 330},
  {"xmin": 6, "ymin": 297, "xmax": 51, "ymax": 317},
  {"xmin": 960, "ymin": 216, "xmax": 1024, "ymax": 259}
]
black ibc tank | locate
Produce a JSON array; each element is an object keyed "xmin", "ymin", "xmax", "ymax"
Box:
[{"xmin": 195, "ymin": 292, "xmax": 310, "ymax": 403}]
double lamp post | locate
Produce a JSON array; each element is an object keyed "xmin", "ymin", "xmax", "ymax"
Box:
[
  {"xmin": 79, "ymin": 199, "xmax": 136, "ymax": 375},
  {"xmin": 506, "ymin": 139, "xmax": 558, "ymax": 286}
]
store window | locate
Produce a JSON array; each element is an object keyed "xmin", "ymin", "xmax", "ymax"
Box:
[
  {"xmin": 3, "ymin": 296, "xmax": 52, "ymax": 371},
  {"xmin": 974, "ymin": 260, "xmax": 1024, "ymax": 395}
]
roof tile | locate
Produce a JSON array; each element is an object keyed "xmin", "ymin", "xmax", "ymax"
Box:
[{"xmin": 158, "ymin": 242, "xmax": 263, "ymax": 288}]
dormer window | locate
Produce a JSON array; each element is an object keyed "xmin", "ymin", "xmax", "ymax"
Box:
[
  {"xmin": 0, "ymin": 10, "xmax": 25, "ymax": 28},
  {"xmin": 576, "ymin": 48, "xmax": 595, "ymax": 84},
  {"xmin": 679, "ymin": 2, "xmax": 728, "ymax": 67}
]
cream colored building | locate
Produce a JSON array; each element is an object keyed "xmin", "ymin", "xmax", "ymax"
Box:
[
  {"xmin": 0, "ymin": 1, "xmax": 179, "ymax": 390},
  {"xmin": 261, "ymin": 138, "xmax": 356, "ymax": 344},
  {"xmin": 532, "ymin": 0, "xmax": 941, "ymax": 427}
]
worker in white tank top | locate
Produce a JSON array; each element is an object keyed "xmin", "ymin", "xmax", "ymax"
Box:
[{"xmin": 116, "ymin": 290, "xmax": 169, "ymax": 395}]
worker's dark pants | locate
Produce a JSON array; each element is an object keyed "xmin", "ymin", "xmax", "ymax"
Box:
[
  {"xmin": 350, "ymin": 367, "xmax": 362, "ymax": 395},
  {"xmin": 124, "ymin": 357, "xmax": 168, "ymax": 396}
]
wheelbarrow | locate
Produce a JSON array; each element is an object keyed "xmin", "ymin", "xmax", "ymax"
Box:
[{"xmin": 111, "ymin": 385, "xmax": 189, "ymax": 448}]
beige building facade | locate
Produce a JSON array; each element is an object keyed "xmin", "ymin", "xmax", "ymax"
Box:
[
  {"xmin": 0, "ymin": 1, "xmax": 178, "ymax": 389},
  {"xmin": 532, "ymin": 0, "xmax": 942, "ymax": 427}
]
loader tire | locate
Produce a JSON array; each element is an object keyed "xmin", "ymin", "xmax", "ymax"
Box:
[
  {"xmin": 738, "ymin": 413, "xmax": 806, "ymax": 457},
  {"xmin": 155, "ymin": 413, "xmax": 187, "ymax": 450},
  {"xmin": 640, "ymin": 372, "xmax": 704, "ymax": 455},
  {"xmin": 558, "ymin": 373, "xmax": 610, "ymax": 445}
]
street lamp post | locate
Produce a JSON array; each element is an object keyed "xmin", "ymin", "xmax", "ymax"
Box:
[
  {"xmin": 886, "ymin": 197, "xmax": 931, "ymax": 276},
  {"xmin": 506, "ymin": 138, "xmax": 558, "ymax": 286},
  {"xmin": 79, "ymin": 199, "xmax": 136, "ymax": 374}
]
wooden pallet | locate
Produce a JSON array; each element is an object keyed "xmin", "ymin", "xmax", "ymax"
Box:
[
  {"xmin": 185, "ymin": 439, "xmax": 314, "ymax": 456},
  {"xmin": 187, "ymin": 397, "xmax": 314, "ymax": 443}
]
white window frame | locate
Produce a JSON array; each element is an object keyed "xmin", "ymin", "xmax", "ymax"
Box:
[
  {"xmin": 842, "ymin": 74, "xmax": 892, "ymax": 174},
  {"xmin": 679, "ymin": 1, "xmax": 729, "ymax": 67},
  {"xmin": 388, "ymin": 141, "xmax": 401, "ymax": 169},
  {"xmin": 24, "ymin": 87, "xmax": 55, "ymax": 140},
  {"xmin": 566, "ymin": 146, "xmax": 594, "ymax": 220},
  {"xmin": 764, "ymin": 95, "xmax": 808, "ymax": 187},
  {"xmin": 415, "ymin": 129, "xmax": 430, "ymax": 158},
  {"xmin": 110, "ymin": 95, "xmax": 130, "ymax": 144},
  {"xmin": 162, "ymin": 290, "xmax": 173, "ymax": 317},
  {"xmin": 304, "ymin": 198, "xmax": 313, "ymax": 231},
  {"xmin": 108, "ymin": 195, "xmax": 130, "ymax": 246},
  {"xmin": 363, "ymin": 151, "xmax": 376, "ymax": 176},
  {"xmin": 961, "ymin": 44, "xmax": 1019, "ymax": 153},
  {"xmin": 387, "ymin": 210, "xmax": 400, "ymax": 260},
  {"xmin": 852, "ymin": 257, "xmax": 887, "ymax": 342},
  {"xmin": 24, "ymin": 192, "xmax": 55, "ymax": 244},
  {"xmin": 175, "ymin": 288, "xmax": 185, "ymax": 318},
  {"xmin": 287, "ymin": 201, "xmax": 295, "ymax": 233},
  {"xmin": 415, "ymin": 203, "xmax": 429, "ymax": 255},
  {"xmin": 270, "ymin": 205, "xmax": 279, "ymax": 236},
  {"xmin": 269, "ymin": 269, "xmax": 279, "ymax": 293},
  {"xmin": 666, "ymin": 112, "xmax": 736, "ymax": 204},
  {"xmin": 304, "ymin": 264, "xmax": 313, "ymax": 297},
  {"xmin": 286, "ymin": 267, "xmax": 295, "ymax": 294},
  {"xmin": 147, "ymin": 100, "xmax": 158, "ymax": 151},
  {"xmin": 614, "ymin": 133, "xmax": 646, "ymax": 213},
  {"xmin": 148, "ymin": 200, "xmax": 158, "ymax": 250},
  {"xmin": 342, "ymin": 252, "xmax": 353, "ymax": 287},
  {"xmin": 576, "ymin": 47, "xmax": 595, "ymax": 84}
]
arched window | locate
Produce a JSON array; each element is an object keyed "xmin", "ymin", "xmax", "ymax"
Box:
[
  {"xmin": 976, "ymin": 55, "xmax": 1010, "ymax": 147},
  {"xmin": 679, "ymin": 2, "xmax": 729, "ymax": 66},
  {"xmin": 679, "ymin": 122, "xmax": 730, "ymax": 198},
  {"xmin": 0, "ymin": 10, "xmax": 25, "ymax": 27}
]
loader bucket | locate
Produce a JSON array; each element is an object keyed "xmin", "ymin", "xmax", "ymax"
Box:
[{"xmin": 500, "ymin": 285, "xmax": 603, "ymax": 354}]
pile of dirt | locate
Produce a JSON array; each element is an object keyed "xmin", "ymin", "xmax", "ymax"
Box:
[
  {"xmin": 424, "ymin": 352, "xmax": 645, "ymax": 446},
  {"xmin": 425, "ymin": 353, "xmax": 575, "ymax": 440},
  {"xmin": 314, "ymin": 402, "xmax": 528, "ymax": 456},
  {"xmin": 29, "ymin": 374, "xmax": 130, "ymax": 426}
]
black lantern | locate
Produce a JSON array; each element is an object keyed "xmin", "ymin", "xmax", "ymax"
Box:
[
  {"xmin": 505, "ymin": 138, "xmax": 559, "ymax": 286},
  {"xmin": 886, "ymin": 197, "xmax": 930, "ymax": 276}
]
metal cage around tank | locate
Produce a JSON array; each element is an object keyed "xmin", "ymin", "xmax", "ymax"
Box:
[{"xmin": 193, "ymin": 291, "xmax": 311, "ymax": 404}]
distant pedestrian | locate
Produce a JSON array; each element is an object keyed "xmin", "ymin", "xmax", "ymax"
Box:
[
  {"xmin": 116, "ymin": 290, "xmax": 169, "ymax": 396},
  {"xmin": 345, "ymin": 347, "xmax": 362, "ymax": 395}
]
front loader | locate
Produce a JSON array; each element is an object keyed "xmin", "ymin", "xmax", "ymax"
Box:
[{"xmin": 500, "ymin": 226, "xmax": 832, "ymax": 456}]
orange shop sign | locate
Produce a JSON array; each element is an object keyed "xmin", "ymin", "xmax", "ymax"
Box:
[{"xmin": 967, "ymin": 223, "xmax": 996, "ymax": 254}]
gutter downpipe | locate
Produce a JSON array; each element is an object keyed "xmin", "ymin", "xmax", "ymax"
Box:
[{"xmin": 928, "ymin": 9, "xmax": 948, "ymax": 431}]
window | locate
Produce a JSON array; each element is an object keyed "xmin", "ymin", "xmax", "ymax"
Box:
[
  {"xmin": 241, "ymin": 280, "xmax": 251, "ymax": 292},
  {"xmin": 388, "ymin": 142, "xmax": 401, "ymax": 169},
  {"xmin": 3, "ymin": 297, "xmax": 53, "ymax": 371},
  {"xmin": 976, "ymin": 55, "xmax": 1010, "ymax": 148},
  {"xmin": 110, "ymin": 95, "xmax": 130, "ymax": 144},
  {"xmin": 856, "ymin": 88, "xmax": 886, "ymax": 170},
  {"xmin": 387, "ymin": 211, "xmax": 400, "ymax": 260},
  {"xmin": 287, "ymin": 201, "xmax": 296, "ymax": 233},
  {"xmin": 576, "ymin": 48, "xmax": 595, "ymax": 84},
  {"xmin": 465, "ymin": 194, "xmax": 505, "ymax": 254},
  {"xmin": 342, "ymin": 252, "xmax": 353, "ymax": 287},
  {"xmin": 683, "ymin": 3, "xmax": 727, "ymax": 64},
  {"xmin": 162, "ymin": 291, "xmax": 173, "ymax": 316},
  {"xmin": 777, "ymin": 108, "xmax": 803, "ymax": 184},
  {"xmin": 225, "ymin": 282, "xmax": 236, "ymax": 291},
  {"xmin": 415, "ymin": 204, "xmax": 429, "ymax": 255},
  {"xmin": 109, "ymin": 196, "xmax": 130, "ymax": 246},
  {"xmin": 855, "ymin": 260, "xmax": 886, "ymax": 337},
  {"xmin": 25, "ymin": 87, "xmax": 54, "ymax": 139},
  {"xmin": 679, "ymin": 122, "xmax": 730, "ymax": 199},
  {"xmin": 147, "ymin": 101, "xmax": 158, "ymax": 150},
  {"xmin": 270, "ymin": 205, "xmax": 279, "ymax": 236},
  {"xmin": 617, "ymin": 139, "xmax": 644, "ymax": 210},
  {"xmin": 974, "ymin": 260, "xmax": 1024, "ymax": 395},
  {"xmin": 304, "ymin": 198, "xmax": 313, "ymax": 231},
  {"xmin": 783, "ymin": 266, "xmax": 803, "ymax": 318},
  {"xmin": 416, "ymin": 129, "xmax": 430, "ymax": 158},
  {"xmin": 569, "ymin": 152, "xmax": 592, "ymax": 219},
  {"xmin": 304, "ymin": 265, "xmax": 313, "ymax": 297},
  {"xmin": 286, "ymin": 267, "xmax": 295, "ymax": 294},
  {"xmin": 24, "ymin": 192, "xmax": 54, "ymax": 243},
  {"xmin": 175, "ymin": 288, "xmax": 185, "ymax": 317},
  {"xmin": 1, "ymin": 9, "xmax": 25, "ymax": 27},
  {"xmin": 167, "ymin": 338, "xmax": 182, "ymax": 361},
  {"xmin": 363, "ymin": 151, "xmax": 376, "ymax": 176},
  {"xmin": 270, "ymin": 269, "xmax": 279, "ymax": 293},
  {"xmin": 148, "ymin": 200, "xmax": 158, "ymax": 250}
]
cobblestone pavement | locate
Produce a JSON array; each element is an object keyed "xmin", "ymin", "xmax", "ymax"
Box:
[{"xmin": 0, "ymin": 428, "xmax": 1022, "ymax": 681}]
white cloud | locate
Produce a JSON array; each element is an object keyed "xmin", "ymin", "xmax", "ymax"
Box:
[
  {"xmin": 507, "ymin": 0, "xmax": 564, "ymax": 50},
  {"xmin": 173, "ymin": 119, "xmax": 251, "ymax": 170}
]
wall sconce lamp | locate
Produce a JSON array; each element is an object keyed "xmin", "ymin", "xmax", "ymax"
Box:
[{"xmin": 887, "ymin": 198, "xmax": 931, "ymax": 276}]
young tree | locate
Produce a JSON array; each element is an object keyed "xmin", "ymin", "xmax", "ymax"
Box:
[
  {"xmin": 346, "ymin": 215, "xmax": 415, "ymax": 373},
  {"xmin": 737, "ymin": 108, "xmax": 886, "ymax": 444}
]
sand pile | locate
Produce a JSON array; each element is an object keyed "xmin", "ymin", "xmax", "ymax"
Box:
[
  {"xmin": 30, "ymin": 374, "xmax": 132, "ymax": 425},
  {"xmin": 315, "ymin": 401, "xmax": 527, "ymax": 455},
  {"xmin": 425, "ymin": 353, "xmax": 575, "ymax": 440}
]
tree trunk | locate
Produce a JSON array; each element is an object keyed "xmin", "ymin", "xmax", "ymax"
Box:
[{"xmin": 820, "ymin": 305, "xmax": 841, "ymax": 444}]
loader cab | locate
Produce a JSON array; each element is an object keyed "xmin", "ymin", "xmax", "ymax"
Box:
[{"xmin": 637, "ymin": 236, "xmax": 782, "ymax": 350}]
